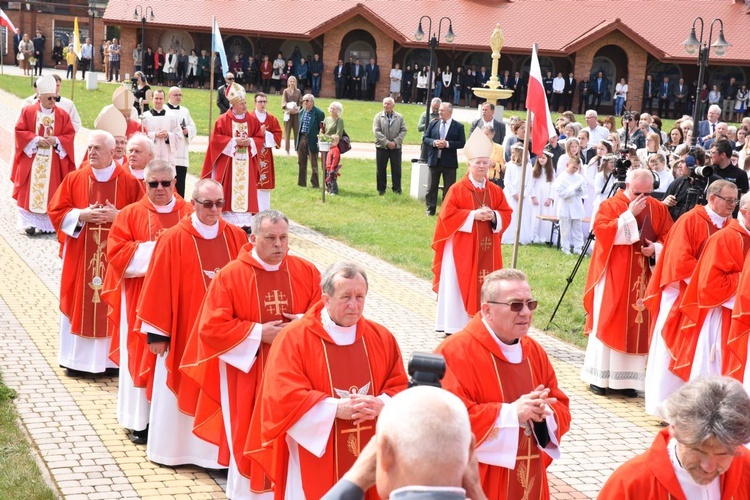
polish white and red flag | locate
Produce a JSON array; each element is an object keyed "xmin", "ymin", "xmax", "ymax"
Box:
[
  {"xmin": 525, "ymin": 44, "xmax": 556, "ymax": 156},
  {"xmin": 0, "ymin": 8, "xmax": 17, "ymax": 33}
]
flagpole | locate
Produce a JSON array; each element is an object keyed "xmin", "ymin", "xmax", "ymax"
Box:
[
  {"xmin": 511, "ymin": 107, "xmax": 532, "ymax": 269},
  {"xmin": 208, "ymin": 16, "xmax": 215, "ymax": 137}
]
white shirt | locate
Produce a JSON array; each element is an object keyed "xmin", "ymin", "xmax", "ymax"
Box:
[{"xmin": 552, "ymin": 76, "xmax": 565, "ymax": 93}]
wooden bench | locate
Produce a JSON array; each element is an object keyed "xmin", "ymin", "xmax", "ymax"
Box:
[{"xmin": 536, "ymin": 215, "xmax": 591, "ymax": 249}]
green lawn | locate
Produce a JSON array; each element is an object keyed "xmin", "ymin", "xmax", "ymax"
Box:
[
  {"xmin": 0, "ymin": 377, "xmax": 56, "ymax": 499},
  {"xmin": 189, "ymin": 152, "xmax": 588, "ymax": 348}
]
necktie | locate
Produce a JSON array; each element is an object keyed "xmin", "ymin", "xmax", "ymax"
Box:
[
  {"xmin": 712, "ymin": 123, "xmax": 716, "ymax": 134},
  {"xmin": 440, "ymin": 120, "xmax": 447, "ymax": 140}
]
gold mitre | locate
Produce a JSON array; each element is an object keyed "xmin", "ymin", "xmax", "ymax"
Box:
[
  {"xmin": 36, "ymin": 75, "xmax": 56, "ymax": 95},
  {"xmin": 95, "ymin": 105, "xmax": 127, "ymax": 138},
  {"xmin": 464, "ymin": 127, "xmax": 494, "ymax": 160},
  {"xmin": 112, "ymin": 86, "xmax": 136, "ymax": 114},
  {"xmin": 226, "ymin": 82, "xmax": 246, "ymax": 104}
]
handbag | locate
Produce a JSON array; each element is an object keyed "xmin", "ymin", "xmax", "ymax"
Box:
[
  {"xmin": 338, "ymin": 131, "xmax": 351, "ymax": 154},
  {"xmin": 17, "ymin": 52, "xmax": 24, "ymax": 61}
]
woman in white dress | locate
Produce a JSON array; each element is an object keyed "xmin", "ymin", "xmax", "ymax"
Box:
[
  {"xmin": 584, "ymin": 139, "xmax": 614, "ymax": 234},
  {"xmin": 502, "ymin": 144, "xmax": 535, "ymax": 245},
  {"xmin": 530, "ymin": 150, "xmax": 556, "ymax": 243},
  {"xmin": 389, "ymin": 63, "xmax": 402, "ymax": 101}
]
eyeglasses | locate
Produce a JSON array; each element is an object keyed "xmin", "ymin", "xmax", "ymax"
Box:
[
  {"xmin": 486, "ymin": 300, "xmax": 539, "ymax": 312},
  {"xmin": 256, "ymin": 100, "xmax": 267, "ymax": 103},
  {"xmin": 195, "ymin": 199, "xmax": 226, "ymax": 209},
  {"xmin": 146, "ymin": 180, "xmax": 172, "ymax": 188},
  {"xmin": 715, "ymin": 193, "xmax": 740, "ymax": 205}
]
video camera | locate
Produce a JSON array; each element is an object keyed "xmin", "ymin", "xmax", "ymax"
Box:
[
  {"xmin": 407, "ymin": 352, "xmax": 446, "ymax": 388},
  {"xmin": 685, "ymin": 153, "xmax": 713, "ymax": 207}
]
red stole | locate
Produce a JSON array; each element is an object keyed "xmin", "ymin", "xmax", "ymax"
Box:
[
  {"xmin": 620, "ymin": 209, "xmax": 651, "ymax": 354},
  {"xmin": 472, "ymin": 186, "xmax": 495, "ymax": 301},
  {"xmin": 79, "ymin": 177, "xmax": 119, "ymax": 338},
  {"xmin": 194, "ymin": 236, "xmax": 233, "ymax": 290},
  {"xmin": 152, "ymin": 211, "xmax": 182, "ymax": 239}
]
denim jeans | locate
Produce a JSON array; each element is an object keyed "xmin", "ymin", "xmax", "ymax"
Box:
[
  {"xmin": 311, "ymin": 75, "xmax": 321, "ymax": 96},
  {"xmin": 453, "ymin": 86, "xmax": 461, "ymax": 105},
  {"xmin": 615, "ymin": 96, "xmax": 625, "ymax": 116}
]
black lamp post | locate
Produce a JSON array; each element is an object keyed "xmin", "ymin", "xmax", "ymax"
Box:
[
  {"xmin": 415, "ymin": 16, "xmax": 455, "ymax": 160},
  {"xmin": 87, "ymin": 1, "xmax": 107, "ymax": 74},
  {"xmin": 682, "ymin": 17, "xmax": 730, "ymax": 148},
  {"xmin": 133, "ymin": 5, "xmax": 155, "ymax": 74}
]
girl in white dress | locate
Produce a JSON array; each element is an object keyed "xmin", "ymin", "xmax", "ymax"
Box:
[
  {"xmin": 552, "ymin": 156, "xmax": 587, "ymax": 255},
  {"xmin": 556, "ymin": 137, "xmax": 580, "ymax": 175},
  {"xmin": 502, "ymin": 144, "xmax": 535, "ymax": 245},
  {"xmin": 584, "ymin": 139, "xmax": 614, "ymax": 234},
  {"xmin": 530, "ymin": 150, "xmax": 556, "ymax": 243}
]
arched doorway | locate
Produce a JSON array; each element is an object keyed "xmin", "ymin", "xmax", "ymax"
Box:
[
  {"xmin": 520, "ymin": 56, "xmax": 556, "ymax": 79},
  {"xmin": 588, "ymin": 45, "xmax": 629, "ymax": 109},
  {"xmin": 224, "ymin": 35, "xmax": 255, "ymax": 59},
  {"xmin": 278, "ymin": 40, "xmax": 314, "ymax": 62},
  {"xmin": 339, "ymin": 29, "xmax": 376, "ymax": 63}
]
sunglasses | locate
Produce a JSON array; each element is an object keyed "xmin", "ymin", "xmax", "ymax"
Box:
[
  {"xmin": 195, "ymin": 199, "xmax": 226, "ymax": 209},
  {"xmin": 226, "ymin": 77, "xmax": 235, "ymax": 81},
  {"xmin": 147, "ymin": 180, "xmax": 172, "ymax": 188},
  {"xmin": 633, "ymin": 192, "xmax": 652, "ymax": 197},
  {"xmin": 486, "ymin": 300, "xmax": 539, "ymax": 312}
]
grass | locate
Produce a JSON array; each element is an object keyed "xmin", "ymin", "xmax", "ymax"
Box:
[
  {"xmin": 189, "ymin": 152, "xmax": 589, "ymax": 348},
  {"xmin": 0, "ymin": 375, "xmax": 56, "ymax": 499}
]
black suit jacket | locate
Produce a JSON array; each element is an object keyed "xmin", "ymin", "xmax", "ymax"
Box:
[
  {"xmin": 470, "ymin": 118, "xmax": 506, "ymax": 145},
  {"xmin": 564, "ymin": 77, "xmax": 576, "ymax": 95},
  {"xmin": 333, "ymin": 65, "xmax": 347, "ymax": 82},
  {"xmin": 659, "ymin": 82, "xmax": 674, "ymax": 100},
  {"xmin": 423, "ymin": 119, "xmax": 466, "ymax": 168},
  {"xmin": 365, "ymin": 64, "xmax": 379, "ymax": 84},
  {"xmin": 643, "ymin": 80, "xmax": 657, "ymax": 100}
]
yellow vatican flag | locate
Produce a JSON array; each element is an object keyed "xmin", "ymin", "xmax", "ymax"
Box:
[{"xmin": 73, "ymin": 17, "xmax": 82, "ymax": 58}]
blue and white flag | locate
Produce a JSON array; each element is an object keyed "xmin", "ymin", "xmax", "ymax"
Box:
[{"xmin": 212, "ymin": 17, "xmax": 228, "ymax": 77}]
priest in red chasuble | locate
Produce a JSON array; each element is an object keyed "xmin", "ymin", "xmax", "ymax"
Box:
[
  {"xmin": 600, "ymin": 376, "xmax": 750, "ymax": 499},
  {"xmin": 136, "ymin": 179, "xmax": 247, "ymax": 468},
  {"xmin": 581, "ymin": 168, "xmax": 673, "ymax": 397},
  {"xmin": 251, "ymin": 92, "xmax": 282, "ymax": 212},
  {"xmin": 674, "ymin": 192, "xmax": 750, "ymax": 387},
  {"xmin": 181, "ymin": 210, "xmax": 321, "ymax": 500},
  {"xmin": 432, "ymin": 127, "xmax": 512, "ymax": 336},
  {"xmin": 12, "ymin": 75, "xmax": 76, "ymax": 236},
  {"xmin": 436, "ymin": 269, "xmax": 571, "ymax": 500},
  {"xmin": 101, "ymin": 160, "xmax": 192, "ymax": 445},
  {"xmin": 643, "ymin": 180, "xmax": 735, "ymax": 416},
  {"xmin": 124, "ymin": 133, "xmax": 154, "ymax": 186},
  {"xmin": 202, "ymin": 82, "xmax": 264, "ymax": 229},
  {"xmin": 48, "ymin": 130, "xmax": 144, "ymax": 376},
  {"xmin": 251, "ymin": 262, "xmax": 408, "ymax": 499}
]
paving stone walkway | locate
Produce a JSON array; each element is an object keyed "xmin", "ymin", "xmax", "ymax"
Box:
[{"xmin": 0, "ymin": 85, "xmax": 663, "ymax": 499}]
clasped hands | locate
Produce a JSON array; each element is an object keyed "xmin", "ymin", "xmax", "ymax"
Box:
[
  {"xmin": 515, "ymin": 384, "xmax": 557, "ymax": 423},
  {"xmin": 433, "ymin": 138, "xmax": 448, "ymax": 149},
  {"xmin": 473, "ymin": 207, "xmax": 495, "ymax": 222},
  {"xmin": 79, "ymin": 200, "xmax": 118, "ymax": 225},
  {"xmin": 37, "ymin": 135, "xmax": 57, "ymax": 148},
  {"xmin": 337, "ymin": 394, "xmax": 384, "ymax": 426}
]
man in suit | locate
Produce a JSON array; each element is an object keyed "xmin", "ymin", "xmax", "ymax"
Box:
[
  {"xmin": 698, "ymin": 104, "xmax": 722, "ymax": 146},
  {"xmin": 499, "ymin": 69, "xmax": 511, "ymax": 107},
  {"xmin": 591, "ymin": 71, "xmax": 608, "ymax": 112},
  {"xmin": 423, "ymin": 103, "xmax": 466, "ymax": 216},
  {"xmin": 215, "ymin": 72, "xmax": 233, "ymax": 114},
  {"xmin": 12, "ymin": 28, "xmax": 22, "ymax": 67},
  {"xmin": 365, "ymin": 58, "xmax": 380, "ymax": 101},
  {"xmin": 674, "ymin": 78, "xmax": 689, "ymax": 118},
  {"xmin": 658, "ymin": 76, "xmax": 674, "ymax": 118},
  {"xmin": 564, "ymin": 72, "xmax": 576, "ymax": 111},
  {"xmin": 296, "ymin": 94, "xmax": 325, "ymax": 188},
  {"xmin": 722, "ymin": 77, "xmax": 739, "ymax": 120},
  {"xmin": 344, "ymin": 57, "xmax": 354, "ymax": 99},
  {"xmin": 577, "ymin": 76, "xmax": 590, "ymax": 114},
  {"xmin": 470, "ymin": 102, "xmax": 506, "ymax": 145},
  {"xmin": 509, "ymin": 71, "xmax": 525, "ymax": 111},
  {"xmin": 32, "ymin": 29, "xmax": 45, "ymax": 76},
  {"xmin": 333, "ymin": 59, "xmax": 347, "ymax": 99},
  {"xmin": 350, "ymin": 58, "xmax": 364, "ymax": 100},
  {"xmin": 373, "ymin": 97, "xmax": 408, "ymax": 195},
  {"xmin": 643, "ymin": 74, "xmax": 657, "ymax": 115}
]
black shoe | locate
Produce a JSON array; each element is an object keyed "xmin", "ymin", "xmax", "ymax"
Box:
[
  {"xmin": 64, "ymin": 368, "xmax": 87, "ymax": 377},
  {"xmin": 425, "ymin": 210, "xmax": 435, "ymax": 216},
  {"xmin": 128, "ymin": 427, "xmax": 149, "ymax": 445},
  {"xmin": 589, "ymin": 384, "xmax": 607, "ymax": 396},
  {"xmin": 103, "ymin": 367, "xmax": 120, "ymax": 377},
  {"xmin": 614, "ymin": 388, "xmax": 639, "ymax": 398},
  {"xmin": 378, "ymin": 191, "xmax": 385, "ymax": 196},
  {"xmin": 24, "ymin": 227, "xmax": 36, "ymax": 236}
]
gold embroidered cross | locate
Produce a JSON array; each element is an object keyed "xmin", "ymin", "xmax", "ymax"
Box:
[
  {"xmin": 264, "ymin": 290, "xmax": 288, "ymax": 315},
  {"xmin": 341, "ymin": 423, "xmax": 373, "ymax": 457},
  {"xmin": 480, "ymin": 236, "xmax": 492, "ymax": 252}
]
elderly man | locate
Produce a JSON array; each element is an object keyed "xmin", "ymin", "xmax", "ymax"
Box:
[
  {"xmin": 80, "ymin": 37, "xmax": 93, "ymax": 79},
  {"xmin": 202, "ymin": 83, "xmax": 264, "ymax": 229},
  {"xmin": 165, "ymin": 86, "xmax": 197, "ymax": 198},
  {"xmin": 599, "ymin": 376, "xmax": 750, "ymax": 498},
  {"xmin": 373, "ymin": 97, "xmax": 407, "ymax": 195},
  {"xmin": 182, "ymin": 210, "xmax": 321, "ymax": 500},
  {"xmin": 12, "ymin": 75, "xmax": 76, "ymax": 236},
  {"xmin": 582, "ymin": 169, "xmax": 673, "ymax": 397},
  {"xmin": 48, "ymin": 131, "xmax": 144, "ymax": 376},
  {"xmin": 296, "ymin": 93, "xmax": 325, "ymax": 189},
  {"xmin": 322, "ymin": 386, "xmax": 486, "ymax": 500},
  {"xmin": 436, "ymin": 269, "xmax": 571, "ymax": 500},
  {"xmin": 251, "ymin": 262, "xmax": 408, "ymax": 499},
  {"xmin": 432, "ymin": 128, "xmax": 512, "ymax": 335},
  {"xmin": 125, "ymin": 133, "xmax": 155, "ymax": 181},
  {"xmin": 698, "ymin": 104, "xmax": 722, "ymax": 146},
  {"xmin": 470, "ymin": 102, "xmax": 506, "ymax": 145},
  {"xmin": 101, "ymin": 160, "xmax": 192, "ymax": 444},
  {"xmin": 671, "ymin": 192, "xmax": 750, "ymax": 387},
  {"xmin": 643, "ymin": 181, "xmax": 736, "ymax": 416},
  {"xmin": 703, "ymin": 122, "xmax": 729, "ymax": 151},
  {"xmin": 141, "ymin": 89, "xmax": 183, "ymax": 167},
  {"xmin": 423, "ymin": 102, "xmax": 467, "ymax": 216},
  {"xmin": 582, "ymin": 109, "xmax": 608, "ymax": 146},
  {"xmin": 136, "ymin": 179, "xmax": 247, "ymax": 467},
  {"xmin": 251, "ymin": 92, "xmax": 283, "ymax": 212}
]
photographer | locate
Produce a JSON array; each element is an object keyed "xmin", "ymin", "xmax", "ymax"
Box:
[
  {"xmin": 662, "ymin": 153, "xmax": 703, "ymax": 221},
  {"xmin": 710, "ymin": 139, "xmax": 749, "ymax": 198}
]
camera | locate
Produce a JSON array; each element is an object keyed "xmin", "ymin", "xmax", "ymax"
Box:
[{"xmin": 407, "ymin": 352, "xmax": 446, "ymax": 388}]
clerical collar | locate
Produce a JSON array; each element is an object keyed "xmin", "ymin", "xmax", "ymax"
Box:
[
  {"xmin": 149, "ymin": 196, "xmax": 176, "ymax": 213},
  {"xmin": 469, "ymin": 174, "xmax": 486, "ymax": 189},
  {"xmin": 166, "ymin": 103, "xmax": 180, "ymax": 110},
  {"xmin": 255, "ymin": 110, "xmax": 267, "ymax": 122},
  {"xmin": 190, "ymin": 212, "xmax": 219, "ymax": 239},
  {"xmin": 129, "ymin": 166, "xmax": 144, "ymax": 179},
  {"xmin": 40, "ymin": 105, "xmax": 54, "ymax": 115},
  {"xmin": 320, "ymin": 306, "xmax": 357, "ymax": 346},
  {"xmin": 667, "ymin": 438, "xmax": 721, "ymax": 497},
  {"xmin": 251, "ymin": 248, "xmax": 281, "ymax": 271},
  {"xmin": 150, "ymin": 108, "xmax": 166, "ymax": 116},
  {"xmin": 481, "ymin": 318, "xmax": 522, "ymax": 364},
  {"xmin": 703, "ymin": 205, "xmax": 727, "ymax": 228},
  {"xmin": 92, "ymin": 162, "xmax": 117, "ymax": 182}
]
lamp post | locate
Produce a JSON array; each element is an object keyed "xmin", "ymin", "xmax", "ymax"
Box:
[
  {"xmin": 415, "ymin": 16, "xmax": 455, "ymax": 161},
  {"xmin": 682, "ymin": 17, "xmax": 730, "ymax": 148},
  {"xmin": 133, "ymin": 5, "xmax": 155, "ymax": 75},
  {"xmin": 87, "ymin": 1, "xmax": 107, "ymax": 90}
]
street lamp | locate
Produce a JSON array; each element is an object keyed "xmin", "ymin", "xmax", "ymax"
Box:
[
  {"xmin": 133, "ymin": 5, "xmax": 155, "ymax": 74},
  {"xmin": 683, "ymin": 17, "xmax": 731, "ymax": 148},
  {"xmin": 415, "ymin": 16, "xmax": 455, "ymax": 160},
  {"xmin": 87, "ymin": 1, "xmax": 107, "ymax": 73}
]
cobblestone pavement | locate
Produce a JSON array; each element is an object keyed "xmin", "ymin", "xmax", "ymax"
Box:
[{"xmin": 0, "ymin": 85, "xmax": 663, "ymax": 499}]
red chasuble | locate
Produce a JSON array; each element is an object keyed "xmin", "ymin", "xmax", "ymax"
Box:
[
  {"xmin": 643, "ymin": 206, "xmax": 721, "ymax": 349},
  {"xmin": 250, "ymin": 301, "xmax": 408, "ymax": 500},
  {"xmin": 599, "ymin": 428, "xmax": 750, "ymax": 499},
  {"xmin": 201, "ymin": 111, "xmax": 264, "ymax": 213},
  {"xmin": 727, "ymin": 254, "xmax": 750, "ymax": 380},
  {"xmin": 180, "ymin": 247, "xmax": 321, "ymax": 489},
  {"xmin": 674, "ymin": 219, "xmax": 750, "ymax": 381},
  {"xmin": 48, "ymin": 165, "xmax": 144, "ymax": 339},
  {"xmin": 11, "ymin": 102, "xmax": 76, "ymax": 212},
  {"xmin": 126, "ymin": 118, "xmax": 145, "ymax": 139},
  {"xmin": 101, "ymin": 195, "xmax": 192, "ymax": 379},
  {"xmin": 251, "ymin": 110, "xmax": 282, "ymax": 190},
  {"xmin": 436, "ymin": 314, "xmax": 571, "ymax": 500},
  {"xmin": 432, "ymin": 175, "xmax": 513, "ymax": 316},
  {"xmin": 583, "ymin": 191, "xmax": 673, "ymax": 354},
  {"xmin": 135, "ymin": 216, "xmax": 248, "ymax": 410}
]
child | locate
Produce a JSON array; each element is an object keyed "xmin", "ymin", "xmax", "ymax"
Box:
[
  {"xmin": 592, "ymin": 155, "xmax": 615, "ymax": 224},
  {"xmin": 553, "ymin": 156, "xmax": 587, "ymax": 255},
  {"xmin": 647, "ymin": 152, "xmax": 673, "ymax": 197},
  {"xmin": 66, "ymin": 44, "xmax": 77, "ymax": 80},
  {"xmin": 530, "ymin": 150, "xmax": 556, "ymax": 243},
  {"xmin": 325, "ymin": 134, "xmax": 341, "ymax": 195},
  {"xmin": 584, "ymin": 139, "xmax": 613, "ymax": 234},
  {"xmin": 501, "ymin": 143, "xmax": 534, "ymax": 245}
]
